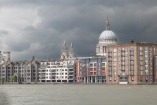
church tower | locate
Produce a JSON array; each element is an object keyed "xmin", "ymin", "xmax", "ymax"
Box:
[
  {"xmin": 69, "ymin": 42, "xmax": 74, "ymax": 58},
  {"xmin": 61, "ymin": 41, "xmax": 68, "ymax": 60}
]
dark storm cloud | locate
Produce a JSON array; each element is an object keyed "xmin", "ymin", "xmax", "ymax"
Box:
[{"xmin": 0, "ymin": 0, "xmax": 157, "ymax": 61}]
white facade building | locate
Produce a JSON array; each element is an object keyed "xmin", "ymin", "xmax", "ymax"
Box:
[
  {"xmin": 39, "ymin": 59, "xmax": 75, "ymax": 83},
  {"xmin": 39, "ymin": 41, "xmax": 76, "ymax": 83},
  {"xmin": 96, "ymin": 17, "xmax": 118, "ymax": 56}
]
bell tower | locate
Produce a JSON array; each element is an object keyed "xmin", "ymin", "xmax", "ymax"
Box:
[
  {"xmin": 69, "ymin": 42, "xmax": 74, "ymax": 58},
  {"xmin": 61, "ymin": 41, "xmax": 68, "ymax": 60}
]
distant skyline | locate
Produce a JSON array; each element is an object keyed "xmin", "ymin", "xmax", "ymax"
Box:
[{"xmin": 0, "ymin": 0, "xmax": 157, "ymax": 61}]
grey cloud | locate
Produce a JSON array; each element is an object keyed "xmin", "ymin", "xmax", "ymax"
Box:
[
  {"xmin": 21, "ymin": 25, "xmax": 36, "ymax": 30},
  {"xmin": 0, "ymin": 30, "xmax": 9, "ymax": 35},
  {"xmin": 0, "ymin": 0, "xmax": 157, "ymax": 61}
]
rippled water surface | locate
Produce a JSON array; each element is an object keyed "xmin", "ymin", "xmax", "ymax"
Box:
[{"xmin": 0, "ymin": 84, "xmax": 157, "ymax": 105}]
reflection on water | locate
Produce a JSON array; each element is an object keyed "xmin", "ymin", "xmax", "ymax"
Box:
[{"xmin": 0, "ymin": 84, "xmax": 157, "ymax": 105}]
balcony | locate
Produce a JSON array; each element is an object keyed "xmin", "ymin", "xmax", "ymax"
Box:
[
  {"xmin": 108, "ymin": 72, "xmax": 112, "ymax": 76},
  {"xmin": 130, "ymin": 72, "xmax": 134, "ymax": 76},
  {"xmin": 130, "ymin": 53, "xmax": 134, "ymax": 56},
  {"xmin": 68, "ymin": 73, "xmax": 73, "ymax": 75},
  {"xmin": 108, "ymin": 59, "xmax": 112, "ymax": 62}
]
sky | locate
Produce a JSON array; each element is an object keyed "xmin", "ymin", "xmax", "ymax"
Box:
[{"xmin": 0, "ymin": 0, "xmax": 157, "ymax": 61}]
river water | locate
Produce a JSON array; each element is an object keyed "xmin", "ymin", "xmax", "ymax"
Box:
[{"xmin": 0, "ymin": 84, "xmax": 157, "ymax": 105}]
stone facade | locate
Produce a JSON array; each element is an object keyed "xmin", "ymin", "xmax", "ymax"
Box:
[
  {"xmin": 106, "ymin": 42, "xmax": 157, "ymax": 84},
  {"xmin": 0, "ymin": 57, "xmax": 40, "ymax": 84}
]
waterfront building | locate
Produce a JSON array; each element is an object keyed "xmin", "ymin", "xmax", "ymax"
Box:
[
  {"xmin": 75, "ymin": 57, "xmax": 106, "ymax": 83},
  {"xmin": 39, "ymin": 42, "xmax": 76, "ymax": 83},
  {"xmin": 96, "ymin": 17, "xmax": 117, "ymax": 57},
  {"xmin": 106, "ymin": 41, "xmax": 157, "ymax": 84},
  {"xmin": 0, "ymin": 56, "xmax": 40, "ymax": 84}
]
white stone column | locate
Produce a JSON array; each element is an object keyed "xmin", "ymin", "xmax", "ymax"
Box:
[
  {"xmin": 84, "ymin": 77, "xmax": 86, "ymax": 83},
  {"xmin": 87, "ymin": 76, "xmax": 89, "ymax": 83},
  {"xmin": 95, "ymin": 76, "xmax": 97, "ymax": 83}
]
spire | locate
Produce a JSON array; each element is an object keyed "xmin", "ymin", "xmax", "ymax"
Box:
[
  {"xmin": 62, "ymin": 40, "xmax": 67, "ymax": 52},
  {"xmin": 61, "ymin": 40, "xmax": 68, "ymax": 60},
  {"xmin": 105, "ymin": 16, "xmax": 110, "ymax": 30},
  {"xmin": 63, "ymin": 40, "xmax": 66, "ymax": 46},
  {"xmin": 69, "ymin": 42, "xmax": 74, "ymax": 58},
  {"xmin": 70, "ymin": 42, "xmax": 73, "ymax": 49}
]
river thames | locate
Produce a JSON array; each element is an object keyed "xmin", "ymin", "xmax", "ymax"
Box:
[{"xmin": 0, "ymin": 84, "xmax": 157, "ymax": 105}]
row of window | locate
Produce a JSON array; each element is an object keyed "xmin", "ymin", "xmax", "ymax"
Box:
[
  {"xmin": 109, "ymin": 76, "xmax": 134, "ymax": 81},
  {"xmin": 45, "ymin": 73, "xmax": 73, "ymax": 75}
]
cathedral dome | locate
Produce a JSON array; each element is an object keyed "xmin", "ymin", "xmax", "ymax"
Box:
[
  {"xmin": 99, "ymin": 30, "xmax": 116, "ymax": 40},
  {"xmin": 96, "ymin": 16, "xmax": 118, "ymax": 57},
  {"xmin": 99, "ymin": 16, "xmax": 117, "ymax": 44}
]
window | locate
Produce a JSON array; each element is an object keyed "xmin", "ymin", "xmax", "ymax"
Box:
[
  {"xmin": 90, "ymin": 64, "xmax": 93, "ymax": 67},
  {"xmin": 121, "ymin": 66, "xmax": 125, "ymax": 70},
  {"xmin": 145, "ymin": 77, "xmax": 148, "ymax": 81},
  {"xmin": 140, "ymin": 66, "xmax": 143, "ymax": 70},
  {"xmin": 131, "ymin": 77, "xmax": 134, "ymax": 81},
  {"xmin": 102, "ymin": 67, "xmax": 105, "ymax": 70},
  {"xmin": 145, "ymin": 70, "xmax": 148, "ymax": 75},
  {"xmin": 122, "ymin": 48, "xmax": 125, "ymax": 51},
  {"xmin": 122, "ymin": 57, "xmax": 125, "ymax": 61},
  {"xmin": 114, "ymin": 76, "xmax": 116, "ymax": 81},
  {"xmin": 130, "ymin": 66, "xmax": 134, "ymax": 70},
  {"xmin": 145, "ymin": 65, "xmax": 148, "ymax": 70},
  {"xmin": 122, "ymin": 52, "xmax": 125, "ymax": 56},
  {"xmin": 145, "ymin": 47, "xmax": 148, "ymax": 51},
  {"xmin": 145, "ymin": 51, "xmax": 148, "ymax": 55},
  {"xmin": 109, "ymin": 77, "xmax": 112, "ymax": 81},
  {"xmin": 140, "ymin": 52, "xmax": 143, "ymax": 55},
  {"xmin": 130, "ymin": 61, "xmax": 134, "ymax": 65},
  {"xmin": 140, "ymin": 56, "xmax": 143, "ymax": 60},
  {"xmin": 114, "ymin": 49, "xmax": 117, "ymax": 52},
  {"xmin": 140, "ymin": 61, "xmax": 143, "ymax": 65},
  {"xmin": 140, "ymin": 71, "xmax": 143, "ymax": 75},
  {"xmin": 140, "ymin": 47, "xmax": 143, "ymax": 51},
  {"xmin": 102, "ymin": 63, "xmax": 105, "ymax": 66},
  {"xmin": 121, "ymin": 62, "xmax": 125, "ymax": 65},
  {"xmin": 113, "ymin": 62, "xmax": 117, "ymax": 66},
  {"xmin": 145, "ymin": 55, "xmax": 148, "ymax": 57}
]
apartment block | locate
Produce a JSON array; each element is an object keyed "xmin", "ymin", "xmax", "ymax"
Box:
[
  {"xmin": 0, "ymin": 57, "xmax": 40, "ymax": 84},
  {"xmin": 76, "ymin": 57, "xmax": 106, "ymax": 83},
  {"xmin": 106, "ymin": 42, "xmax": 157, "ymax": 84},
  {"xmin": 39, "ymin": 59, "xmax": 76, "ymax": 83}
]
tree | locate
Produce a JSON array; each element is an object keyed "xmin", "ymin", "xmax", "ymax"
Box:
[
  {"xmin": 0, "ymin": 77, "xmax": 1, "ymax": 84},
  {"xmin": 12, "ymin": 75, "xmax": 17, "ymax": 83}
]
